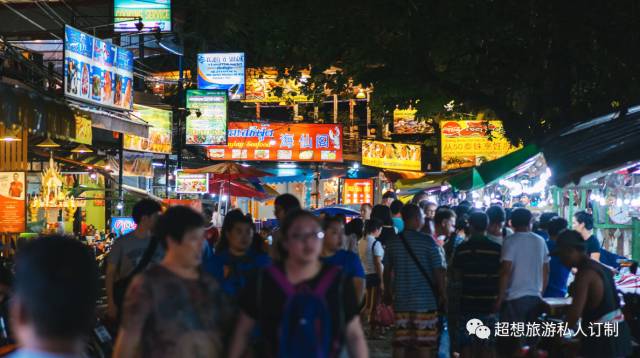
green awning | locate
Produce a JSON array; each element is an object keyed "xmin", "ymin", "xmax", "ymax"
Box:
[{"xmin": 448, "ymin": 168, "xmax": 486, "ymax": 191}]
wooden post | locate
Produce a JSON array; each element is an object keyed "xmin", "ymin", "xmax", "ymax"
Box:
[
  {"xmin": 333, "ymin": 94, "xmax": 338, "ymax": 123},
  {"xmin": 256, "ymin": 102, "xmax": 261, "ymax": 119}
]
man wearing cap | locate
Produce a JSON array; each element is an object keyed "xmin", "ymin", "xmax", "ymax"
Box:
[{"xmin": 553, "ymin": 230, "xmax": 632, "ymax": 358}]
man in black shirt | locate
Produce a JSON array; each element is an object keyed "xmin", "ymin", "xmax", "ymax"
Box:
[
  {"xmin": 573, "ymin": 211, "xmax": 601, "ymax": 262},
  {"xmin": 452, "ymin": 212, "xmax": 501, "ymax": 357}
]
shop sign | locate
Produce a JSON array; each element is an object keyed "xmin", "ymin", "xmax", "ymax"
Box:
[
  {"xmin": 124, "ymin": 105, "xmax": 172, "ymax": 154},
  {"xmin": 114, "ymin": 0, "xmax": 171, "ymax": 33},
  {"xmin": 343, "ymin": 179, "xmax": 373, "ymax": 205},
  {"xmin": 0, "ymin": 172, "xmax": 25, "ymax": 233},
  {"xmin": 64, "ymin": 25, "xmax": 134, "ymax": 111},
  {"xmin": 206, "ymin": 122, "xmax": 343, "ymax": 162},
  {"xmin": 393, "ymin": 108, "xmax": 433, "ymax": 135},
  {"xmin": 197, "ymin": 53, "xmax": 245, "ymax": 100},
  {"xmin": 74, "ymin": 115, "xmax": 93, "ymax": 145},
  {"xmin": 244, "ymin": 67, "xmax": 310, "ymax": 103},
  {"xmin": 362, "ymin": 140, "xmax": 422, "ymax": 171},
  {"xmin": 110, "ymin": 216, "xmax": 136, "ymax": 237},
  {"xmin": 185, "ymin": 90, "xmax": 228, "ymax": 145},
  {"xmin": 109, "ymin": 151, "xmax": 153, "ymax": 178},
  {"xmin": 440, "ymin": 120, "xmax": 519, "ymax": 170},
  {"xmin": 175, "ymin": 171, "xmax": 208, "ymax": 194}
]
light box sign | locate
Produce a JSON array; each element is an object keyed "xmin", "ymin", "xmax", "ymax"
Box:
[
  {"xmin": 114, "ymin": 0, "xmax": 171, "ymax": 33},
  {"xmin": 124, "ymin": 105, "xmax": 172, "ymax": 154},
  {"xmin": 175, "ymin": 171, "xmax": 209, "ymax": 194},
  {"xmin": 362, "ymin": 140, "xmax": 422, "ymax": 171},
  {"xmin": 197, "ymin": 53, "xmax": 245, "ymax": 100},
  {"xmin": 0, "ymin": 172, "xmax": 25, "ymax": 233},
  {"xmin": 111, "ymin": 217, "xmax": 136, "ymax": 237},
  {"xmin": 185, "ymin": 90, "xmax": 228, "ymax": 145},
  {"xmin": 244, "ymin": 67, "xmax": 310, "ymax": 103},
  {"xmin": 64, "ymin": 25, "xmax": 133, "ymax": 110},
  {"xmin": 343, "ymin": 179, "xmax": 373, "ymax": 205},
  {"xmin": 440, "ymin": 120, "xmax": 520, "ymax": 170},
  {"xmin": 206, "ymin": 122, "xmax": 343, "ymax": 162}
]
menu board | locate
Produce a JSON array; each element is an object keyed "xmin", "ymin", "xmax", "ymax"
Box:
[
  {"xmin": 362, "ymin": 140, "xmax": 422, "ymax": 171},
  {"xmin": 440, "ymin": 120, "xmax": 519, "ymax": 170},
  {"xmin": 197, "ymin": 53, "xmax": 245, "ymax": 100},
  {"xmin": 124, "ymin": 105, "xmax": 172, "ymax": 154},
  {"xmin": 393, "ymin": 108, "xmax": 433, "ymax": 134},
  {"xmin": 64, "ymin": 25, "xmax": 134, "ymax": 111},
  {"xmin": 244, "ymin": 67, "xmax": 310, "ymax": 103},
  {"xmin": 206, "ymin": 122, "xmax": 343, "ymax": 162},
  {"xmin": 185, "ymin": 90, "xmax": 227, "ymax": 145},
  {"xmin": 114, "ymin": 0, "xmax": 171, "ymax": 33},
  {"xmin": 175, "ymin": 171, "xmax": 208, "ymax": 194},
  {"xmin": 110, "ymin": 217, "xmax": 137, "ymax": 237},
  {"xmin": 0, "ymin": 172, "xmax": 25, "ymax": 233},
  {"xmin": 343, "ymin": 179, "xmax": 373, "ymax": 205}
]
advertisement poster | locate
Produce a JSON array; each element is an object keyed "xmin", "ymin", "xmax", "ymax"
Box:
[
  {"xmin": 185, "ymin": 90, "xmax": 228, "ymax": 145},
  {"xmin": 175, "ymin": 171, "xmax": 209, "ymax": 194},
  {"xmin": 343, "ymin": 179, "xmax": 373, "ymax": 205},
  {"xmin": 114, "ymin": 0, "xmax": 171, "ymax": 33},
  {"xmin": 362, "ymin": 140, "xmax": 422, "ymax": 171},
  {"xmin": 64, "ymin": 25, "xmax": 133, "ymax": 110},
  {"xmin": 124, "ymin": 105, "xmax": 172, "ymax": 154},
  {"xmin": 244, "ymin": 67, "xmax": 310, "ymax": 102},
  {"xmin": 440, "ymin": 120, "xmax": 519, "ymax": 170},
  {"xmin": 110, "ymin": 217, "xmax": 136, "ymax": 237},
  {"xmin": 0, "ymin": 172, "xmax": 25, "ymax": 233},
  {"xmin": 197, "ymin": 53, "xmax": 245, "ymax": 100},
  {"xmin": 206, "ymin": 122, "xmax": 343, "ymax": 162},
  {"xmin": 393, "ymin": 108, "xmax": 433, "ymax": 134},
  {"xmin": 74, "ymin": 115, "xmax": 93, "ymax": 144}
]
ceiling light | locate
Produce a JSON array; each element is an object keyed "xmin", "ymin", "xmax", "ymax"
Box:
[
  {"xmin": 35, "ymin": 137, "xmax": 60, "ymax": 148},
  {"xmin": 71, "ymin": 144, "xmax": 93, "ymax": 153}
]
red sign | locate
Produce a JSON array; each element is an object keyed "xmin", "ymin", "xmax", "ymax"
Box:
[
  {"xmin": 162, "ymin": 199, "xmax": 203, "ymax": 213},
  {"xmin": 206, "ymin": 122, "xmax": 343, "ymax": 162},
  {"xmin": 342, "ymin": 179, "xmax": 373, "ymax": 205}
]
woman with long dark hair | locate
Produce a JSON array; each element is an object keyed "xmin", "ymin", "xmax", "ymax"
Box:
[
  {"xmin": 371, "ymin": 204, "xmax": 398, "ymax": 245},
  {"xmin": 203, "ymin": 209, "xmax": 270, "ymax": 297}
]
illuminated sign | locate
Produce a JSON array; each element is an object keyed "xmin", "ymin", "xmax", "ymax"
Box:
[
  {"xmin": 185, "ymin": 90, "xmax": 228, "ymax": 145},
  {"xmin": 197, "ymin": 53, "xmax": 245, "ymax": 100},
  {"xmin": 114, "ymin": 0, "xmax": 171, "ymax": 33},
  {"xmin": 362, "ymin": 140, "xmax": 422, "ymax": 171},
  {"xmin": 110, "ymin": 217, "xmax": 137, "ymax": 237},
  {"xmin": 175, "ymin": 171, "xmax": 208, "ymax": 194},
  {"xmin": 124, "ymin": 105, "xmax": 172, "ymax": 154},
  {"xmin": 343, "ymin": 179, "xmax": 373, "ymax": 205}
]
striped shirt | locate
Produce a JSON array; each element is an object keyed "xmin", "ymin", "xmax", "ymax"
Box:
[
  {"xmin": 452, "ymin": 234, "xmax": 501, "ymax": 314},
  {"xmin": 383, "ymin": 229, "xmax": 445, "ymax": 312}
]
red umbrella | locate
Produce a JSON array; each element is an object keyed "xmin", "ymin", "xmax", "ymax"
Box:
[
  {"xmin": 209, "ymin": 179, "xmax": 268, "ymax": 199},
  {"xmin": 183, "ymin": 162, "xmax": 273, "ymax": 180}
]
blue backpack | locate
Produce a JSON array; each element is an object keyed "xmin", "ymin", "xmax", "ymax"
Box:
[{"xmin": 265, "ymin": 265, "xmax": 342, "ymax": 358}]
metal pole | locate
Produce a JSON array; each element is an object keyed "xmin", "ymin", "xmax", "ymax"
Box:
[
  {"xmin": 165, "ymin": 154, "xmax": 169, "ymax": 198},
  {"xmin": 177, "ymin": 55, "xmax": 184, "ymax": 168},
  {"xmin": 137, "ymin": 34, "xmax": 144, "ymax": 90},
  {"xmin": 118, "ymin": 133, "xmax": 124, "ymax": 215}
]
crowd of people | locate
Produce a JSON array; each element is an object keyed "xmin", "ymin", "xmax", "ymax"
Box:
[{"xmin": 2, "ymin": 191, "xmax": 636, "ymax": 358}]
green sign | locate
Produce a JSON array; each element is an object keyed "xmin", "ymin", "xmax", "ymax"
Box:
[{"xmin": 185, "ymin": 90, "xmax": 228, "ymax": 145}]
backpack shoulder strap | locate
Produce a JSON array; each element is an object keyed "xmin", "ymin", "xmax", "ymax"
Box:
[
  {"xmin": 266, "ymin": 265, "xmax": 295, "ymax": 297},
  {"xmin": 313, "ymin": 265, "xmax": 341, "ymax": 296},
  {"xmin": 398, "ymin": 232, "xmax": 440, "ymax": 307},
  {"xmin": 371, "ymin": 239, "xmax": 381, "ymax": 257}
]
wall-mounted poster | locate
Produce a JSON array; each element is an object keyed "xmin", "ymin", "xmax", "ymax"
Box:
[
  {"xmin": 0, "ymin": 172, "xmax": 25, "ymax": 233},
  {"xmin": 361, "ymin": 140, "xmax": 422, "ymax": 171},
  {"xmin": 185, "ymin": 90, "xmax": 227, "ymax": 145},
  {"xmin": 64, "ymin": 25, "xmax": 133, "ymax": 110},
  {"xmin": 197, "ymin": 53, "xmax": 245, "ymax": 100},
  {"xmin": 124, "ymin": 105, "xmax": 172, "ymax": 154},
  {"xmin": 114, "ymin": 0, "xmax": 171, "ymax": 33},
  {"xmin": 206, "ymin": 122, "xmax": 343, "ymax": 162}
]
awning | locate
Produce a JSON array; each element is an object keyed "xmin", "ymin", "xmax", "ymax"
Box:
[
  {"xmin": 67, "ymin": 100, "xmax": 150, "ymax": 138},
  {"xmin": 396, "ymin": 173, "xmax": 453, "ymax": 192}
]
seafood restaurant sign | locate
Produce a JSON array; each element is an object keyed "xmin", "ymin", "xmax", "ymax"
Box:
[
  {"xmin": 64, "ymin": 25, "xmax": 134, "ymax": 111},
  {"xmin": 206, "ymin": 122, "xmax": 343, "ymax": 162}
]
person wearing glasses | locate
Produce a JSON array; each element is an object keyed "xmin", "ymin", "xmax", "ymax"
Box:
[{"xmin": 228, "ymin": 210, "xmax": 368, "ymax": 358}]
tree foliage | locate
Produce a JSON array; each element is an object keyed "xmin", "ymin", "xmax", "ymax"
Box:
[{"xmin": 175, "ymin": 0, "xmax": 640, "ymax": 143}]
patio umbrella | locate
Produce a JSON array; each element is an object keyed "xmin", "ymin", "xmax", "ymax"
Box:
[
  {"xmin": 183, "ymin": 162, "xmax": 273, "ymax": 179},
  {"xmin": 312, "ymin": 206, "xmax": 361, "ymax": 217}
]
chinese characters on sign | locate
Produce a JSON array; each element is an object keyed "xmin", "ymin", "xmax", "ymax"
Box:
[
  {"xmin": 361, "ymin": 140, "xmax": 422, "ymax": 171},
  {"xmin": 342, "ymin": 179, "xmax": 373, "ymax": 205},
  {"xmin": 440, "ymin": 120, "xmax": 520, "ymax": 170},
  {"xmin": 206, "ymin": 122, "xmax": 343, "ymax": 162},
  {"xmin": 197, "ymin": 53, "xmax": 245, "ymax": 100},
  {"xmin": 0, "ymin": 172, "xmax": 25, "ymax": 233},
  {"xmin": 185, "ymin": 90, "xmax": 228, "ymax": 145}
]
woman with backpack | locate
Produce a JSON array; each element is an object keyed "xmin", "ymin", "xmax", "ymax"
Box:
[
  {"xmin": 202, "ymin": 209, "xmax": 271, "ymax": 297},
  {"xmin": 228, "ymin": 209, "xmax": 368, "ymax": 358},
  {"xmin": 321, "ymin": 216, "xmax": 366, "ymax": 301}
]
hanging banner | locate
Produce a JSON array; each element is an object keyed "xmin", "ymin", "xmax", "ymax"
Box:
[
  {"xmin": 114, "ymin": 0, "xmax": 171, "ymax": 33},
  {"xmin": 175, "ymin": 171, "xmax": 209, "ymax": 194},
  {"xmin": 343, "ymin": 179, "xmax": 373, "ymax": 205},
  {"xmin": 74, "ymin": 115, "xmax": 93, "ymax": 145},
  {"xmin": 124, "ymin": 105, "xmax": 172, "ymax": 154},
  {"xmin": 440, "ymin": 120, "xmax": 520, "ymax": 170},
  {"xmin": 197, "ymin": 53, "xmax": 245, "ymax": 100},
  {"xmin": 244, "ymin": 67, "xmax": 310, "ymax": 103},
  {"xmin": 0, "ymin": 172, "xmax": 25, "ymax": 233},
  {"xmin": 185, "ymin": 90, "xmax": 228, "ymax": 145},
  {"xmin": 64, "ymin": 25, "xmax": 134, "ymax": 110},
  {"xmin": 206, "ymin": 122, "xmax": 343, "ymax": 162},
  {"xmin": 362, "ymin": 140, "xmax": 422, "ymax": 171}
]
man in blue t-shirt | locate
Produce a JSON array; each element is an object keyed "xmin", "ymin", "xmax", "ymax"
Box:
[{"xmin": 544, "ymin": 217, "xmax": 571, "ymax": 298}]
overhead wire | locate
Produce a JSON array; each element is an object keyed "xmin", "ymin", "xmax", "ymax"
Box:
[
  {"xmin": 0, "ymin": 1, "xmax": 61, "ymax": 40},
  {"xmin": 34, "ymin": 1, "xmax": 63, "ymax": 27},
  {"xmin": 40, "ymin": 0, "xmax": 69, "ymax": 25}
]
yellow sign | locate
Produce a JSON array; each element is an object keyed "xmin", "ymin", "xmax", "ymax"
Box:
[
  {"xmin": 74, "ymin": 115, "xmax": 92, "ymax": 145},
  {"xmin": 124, "ymin": 105, "xmax": 172, "ymax": 154},
  {"xmin": 362, "ymin": 140, "xmax": 421, "ymax": 171},
  {"xmin": 244, "ymin": 67, "xmax": 310, "ymax": 103},
  {"xmin": 440, "ymin": 120, "xmax": 519, "ymax": 170}
]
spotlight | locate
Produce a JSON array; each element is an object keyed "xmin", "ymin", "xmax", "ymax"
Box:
[
  {"xmin": 135, "ymin": 18, "xmax": 144, "ymax": 31},
  {"xmin": 116, "ymin": 202, "xmax": 124, "ymax": 210}
]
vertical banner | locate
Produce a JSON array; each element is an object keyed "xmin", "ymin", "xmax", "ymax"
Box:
[
  {"xmin": 185, "ymin": 90, "xmax": 228, "ymax": 145},
  {"xmin": 0, "ymin": 172, "xmax": 25, "ymax": 233}
]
